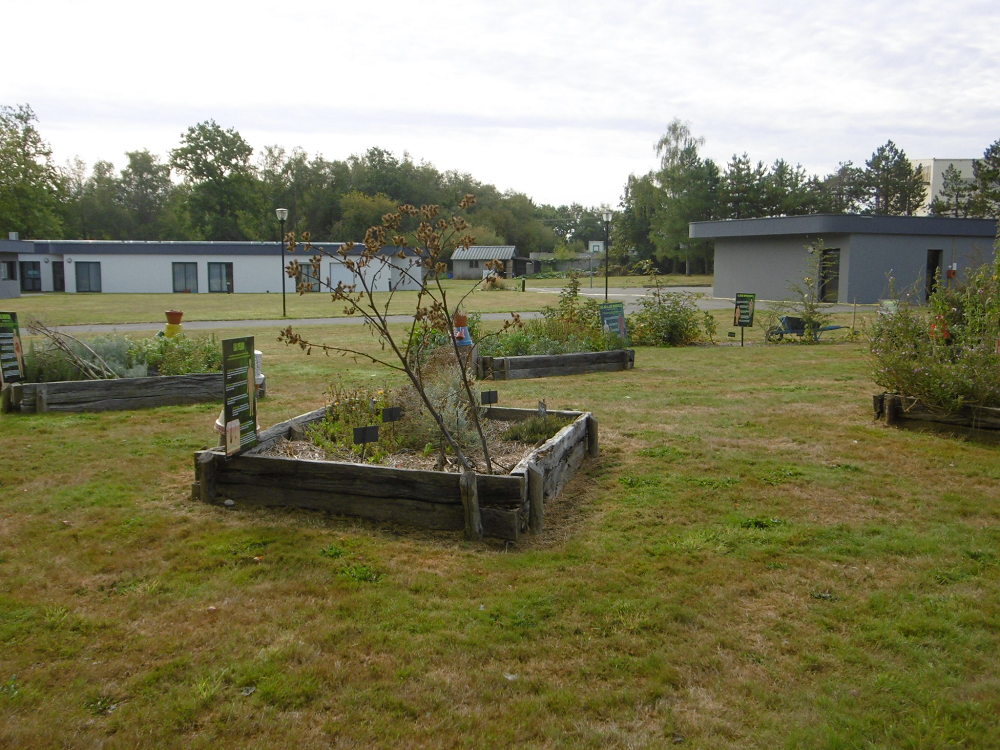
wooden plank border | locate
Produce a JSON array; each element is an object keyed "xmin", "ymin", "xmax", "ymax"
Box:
[
  {"xmin": 5, "ymin": 373, "xmax": 224, "ymax": 413},
  {"xmin": 479, "ymin": 349, "xmax": 634, "ymax": 380},
  {"xmin": 873, "ymin": 392, "xmax": 1000, "ymax": 431},
  {"xmin": 192, "ymin": 406, "xmax": 597, "ymax": 542}
]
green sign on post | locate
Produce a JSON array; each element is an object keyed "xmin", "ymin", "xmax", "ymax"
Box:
[
  {"xmin": 599, "ymin": 302, "xmax": 630, "ymax": 345},
  {"xmin": 222, "ymin": 336, "xmax": 257, "ymax": 457},
  {"xmin": 0, "ymin": 311, "xmax": 25, "ymax": 387},
  {"xmin": 734, "ymin": 293, "xmax": 756, "ymax": 327}
]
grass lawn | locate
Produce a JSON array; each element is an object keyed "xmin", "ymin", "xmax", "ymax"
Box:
[
  {"xmin": 2, "ymin": 326, "xmax": 998, "ymax": 748},
  {"xmin": 5, "ymin": 276, "xmax": 714, "ymax": 327},
  {"xmin": 524, "ymin": 274, "xmax": 714, "ymax": 290}
]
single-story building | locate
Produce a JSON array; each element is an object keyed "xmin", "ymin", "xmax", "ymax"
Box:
[
  {"xmin": 450, "ymin": 246, "xmax": 532, "ymax": 280},
  {"xmin": 5, "ymin": 240, "xmax": 424, "ymax": 296},
  {"xmin": 690, "ymin": 214, "xmax": 998, "ymax": 304}
]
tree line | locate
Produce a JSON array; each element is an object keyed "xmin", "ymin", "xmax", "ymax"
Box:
[
  {"xmin": 0, "ymin": 104, "xmax": 610, "ymax": 260},
  {"xmin": 613, "ymin": 119, "xmax": 1000, "ymax": 274},
  {"xmin": 3, "ymin": 105, "xmax": 999, "ymax": 274}
]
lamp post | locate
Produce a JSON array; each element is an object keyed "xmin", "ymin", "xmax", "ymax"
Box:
[
  {"xmin": 276, "ymin": 208, "xmax": 288, "ymax": 316},
  {"xmin": 602, "ymin": 210, "xmax": 612, "ymax": 302}
]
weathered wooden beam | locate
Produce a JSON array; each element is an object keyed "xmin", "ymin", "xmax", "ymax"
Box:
[
  {"xmin": 586, "ymin": 414, "xmax": 599, "ymax": 458},
  {"xmin": 482, "ymin": 350, "xmax": 636, "ymax": 380},
  {"xmin": 10, "ymin": 373, "xmax": 223, "ymax": 413},
  {"xmin": 194, "ymin": 450, "xmax": 218, "ymax": 503},
  {"xmin": 875, "ymin": 392, "xmax": 1000, "ymax": 430},
  {"xmin": 35, "ymin": 383, "xmax": 48, "ymax": 413},
  {"xmin": 460, "ymin": 469, "xmax": 483, "ymax": 541},
  {"xmin": 0, "ymin": 384, "xmax": 9, "ymax": 414},
  {"xmin": 527, "ymin": 463, "xmax": 544, "ymax": 534}
]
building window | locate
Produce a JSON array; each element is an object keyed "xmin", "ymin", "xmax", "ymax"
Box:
[
  {"xmin": 172, "ymin": 262, "xmax": 198, "ymax": 293},
  {"xmin": 208, "ymin": 262, "xmax": 234, "ymax": 293},
  {"xmin": 19, "ymin": 261, "xmax": 41, "ymax": 292},
  {"xmin": 75, "ymin": 261, "xmax": 102, "ymax": 293},
  {"xmin": 297, "ymin": 265, "xmax": 320, "ymax": 292},
  {"xmin": 469, "ymin": 259, "xmax": 479, "ymax": 269},
  {"xmin": 0, "ymin": 261, "xmax": 15, "ymax": 281}
]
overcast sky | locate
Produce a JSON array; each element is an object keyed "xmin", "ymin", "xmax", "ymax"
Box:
[{"xmin": 6, "ymin": 0, "xmax": 999, "ymax": 208}]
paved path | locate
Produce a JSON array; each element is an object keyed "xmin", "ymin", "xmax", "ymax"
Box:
[{"xmin": 53, "ymin": 287, "xmax": 872, "ymax": 334}]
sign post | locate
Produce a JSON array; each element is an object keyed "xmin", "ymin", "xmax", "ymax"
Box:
[
  {"xmin": 733, "ymin": 293, "xmax": 756, "ymax": 348},
  {"xmin": 0, "ymin": 311, "xmax": 25, "ymax": 388},
  {"xmin": 222, "ymin": 336, "xmax": 257, "ymax": 457},
  {"xmin": 599, "ymin": 301, "xmax": 630, "ymax": 345}
]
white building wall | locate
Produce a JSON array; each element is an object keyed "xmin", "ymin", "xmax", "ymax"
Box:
[
  {"xmin": 17, "ymin": 250, "xmax": 424, "ymax": 294},
  {"xmin": 911, "ymin": 158, "xmax": 976, "ymax": 216}
]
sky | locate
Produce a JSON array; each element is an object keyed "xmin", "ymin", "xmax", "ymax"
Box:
[{"xmin": 5, "ymin": 0, "xmax": 1000, "ymax": 208}]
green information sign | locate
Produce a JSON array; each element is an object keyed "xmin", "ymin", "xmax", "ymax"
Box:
[
  {"xmin": 0, "ymin": 311, "xmax": 25, "ymax": 387},
  {"xmin": 734, "ymin": 293, "xmax": 756, "ymax": 328},
  {"xmin": 599, "ymin": 302, "xmax": 630, "ymax": 345},
  {"xmin": 222, "ymin": 336, "xmax": 257, "ymax": 456}
]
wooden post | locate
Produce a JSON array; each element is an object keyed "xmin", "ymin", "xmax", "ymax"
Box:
[
  {"xmin": 459, "ymin": 469, "xmax": 483, "ymax": 541},
  {"xmin": 0, "ymin": 384, "xmax": 9, "ymax": 414},
  {"xmin": 10, "ymin": 383, "xmax": 22, "ymax": 411},
  {"xmin": 527, "ymin": 464, "xmax": 544, "ymax": 534},
  {"xmin": 35, "ymin": 384, "xmax": 48, "ymax": 413},
  {"xmin": 195, "ymin": 451, "xmax": 218, "ymax": 503},
  {"xmin": 884, "ymin": 394, "xmax": 902, "ymax": 427},
  {"xmin": 586, "ymin": 414, "xmax": 599, "ymax": 457}
]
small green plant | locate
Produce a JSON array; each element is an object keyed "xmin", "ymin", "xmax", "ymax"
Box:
[
  {"xmin": 340, "ymin": 564, "xmax": 382, "ymax": 583},
  {"xmin": 320, "ymin": 544, "xmax": 346, "ymax": 559},
  {"xmin": 501, "ymin": 414, "xmax": 571, "ymax": 444},
  {"xmin": 308, "ymin": 385, "xmax": 394, "ymax": 461},
  {"xmin": 0, "ymin": 675, "xmax": 20, "ymax": 700}
]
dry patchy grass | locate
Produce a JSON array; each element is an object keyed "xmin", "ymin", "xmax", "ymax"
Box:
[{"xmin": 2, "ymin": 333, "xmax": 999, "ymax": 748}]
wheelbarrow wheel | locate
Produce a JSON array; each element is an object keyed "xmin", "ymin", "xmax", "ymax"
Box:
[{"xmin": 765, "ymin": 326, "xmax": 783, "ymax": 343}]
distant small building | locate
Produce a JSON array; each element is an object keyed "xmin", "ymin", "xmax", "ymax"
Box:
[
  {"xmin": 690, "ymin": 214, "xmax": 998, "ymax": 304},
  {"xmin": 911, "ymin": 158, "xmax": 976, "ymax": 216},
  {"xmin": 450, "ymin": 246, "xmax": 531, "ymax": 279},
  {"xmin": 8, "ymin": 240, "xmax": 424, "ymax": 295}
]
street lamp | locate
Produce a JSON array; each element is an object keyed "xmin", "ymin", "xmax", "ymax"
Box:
[
  {"xmin": 276, "ymin": 208, "xmax": 288, "ymax": 316},
  {"xmin": 602, "ymin": 210, "xmax": 612, "ymax": 302}
]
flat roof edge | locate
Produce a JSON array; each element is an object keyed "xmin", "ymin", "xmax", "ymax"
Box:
[{"xmin": 690, "ymin": 214, "xmax": 998, "ymax": 239}]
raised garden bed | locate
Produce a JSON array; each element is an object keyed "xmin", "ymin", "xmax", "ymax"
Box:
[
  {"xmin": 477, "ymin": 349, "xmax": 634, "ymax": 380},
  {"xmin": 1, "ymin": 373, "xmax": 223, "ymax": 414},
  {"xmin": 192, "ymin": 405, "xmax": 599, "ymax": 541},
  {"xmin": 873, "ymin": 392, "xmax": 1000, "ymax": 431}
]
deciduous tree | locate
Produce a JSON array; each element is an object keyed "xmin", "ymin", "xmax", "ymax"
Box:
[{"xmin": 0, "ymin": 104, "xmax": 65, "ymax": 238}]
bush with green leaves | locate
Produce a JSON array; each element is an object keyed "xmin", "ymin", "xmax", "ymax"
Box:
[
  {"xmin": 867, "ymin": 252, "xmax": 1000, "ymax": 410},
  {"xmin": 130, "ymin": 334, "xmax": 223, "ymax": 376},
  {"xmin": 481, "ymin": 274, "xmax": 623, "ymax": 356},
  {"xmin": 24, "ymin": 332, "xmax": 222, "ymax": 383},
  {"xmin": 628, "ymin": 278, "xmax": 715, "ymax": 347},
  {"xmin": 25, "ymin": 334, "xmax": 146, "ymax": 382}
]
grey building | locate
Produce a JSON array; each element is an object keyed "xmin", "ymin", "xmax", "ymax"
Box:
[
  {"xmin": 690, "ymin": 215, "xmax": 998, "ymax": 304},
  {"xmin": 450, "ymin": 246, "xmax": 531, "ymax": 279},
  {"xmin": 1, "ymin": 239, "xmax": 21, "ymax": 299}
]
